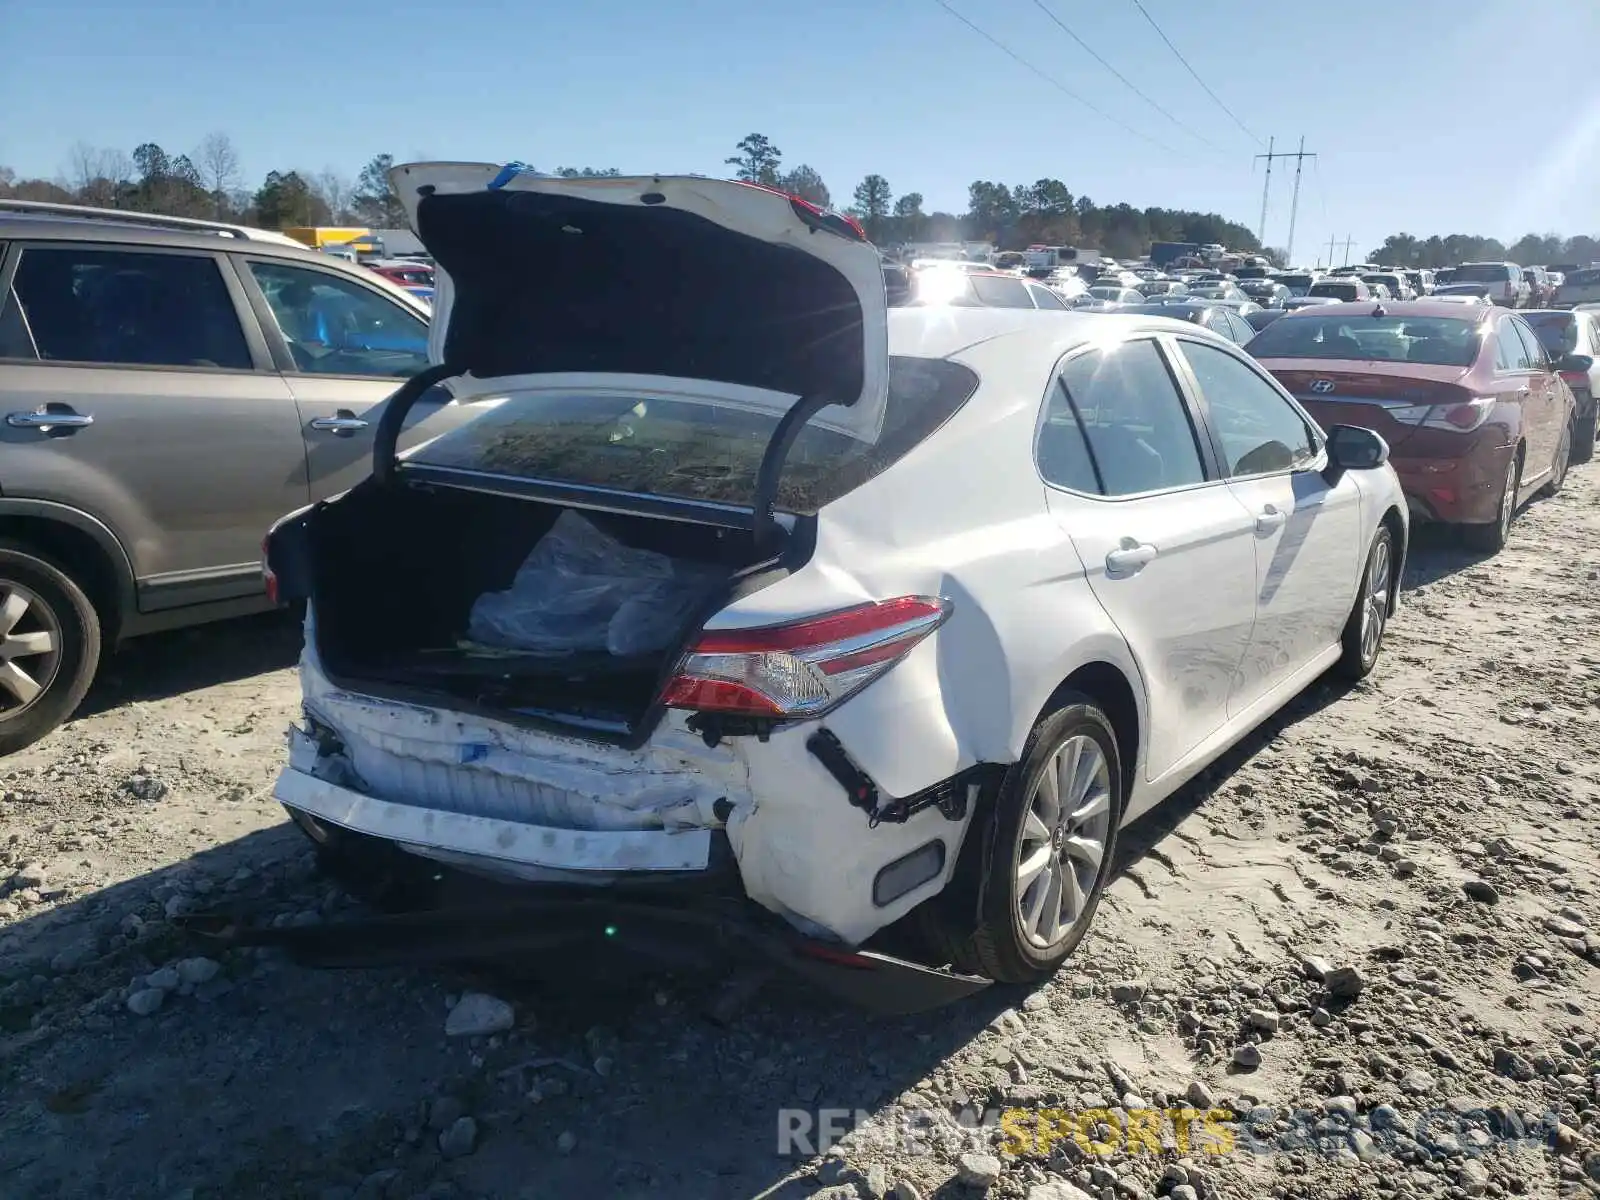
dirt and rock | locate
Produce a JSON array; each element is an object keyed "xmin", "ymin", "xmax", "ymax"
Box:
[{"xmin": 1, "ymin": 467, "xmax": 1598, "ymax": 1200}]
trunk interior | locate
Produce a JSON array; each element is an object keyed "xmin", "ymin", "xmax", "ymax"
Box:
[{"xmin": 302, "ymin": 478, "xmax": 773, "ymax": 736}]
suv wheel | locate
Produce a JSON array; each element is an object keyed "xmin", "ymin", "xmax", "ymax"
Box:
[{"xmin": 0, "ymin": 543, "xmax": 102, "ymax": 756}]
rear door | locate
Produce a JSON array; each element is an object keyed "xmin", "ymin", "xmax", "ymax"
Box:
[
  {"xmin": 238, "ymin": 257, "xmax": 484, "ymax": 500},
  {"xmin": 1036, "ymin": 333, "xmax": 1258, "ymax": 784},
  {"xmin": 1169, "ymin": 335, "xmax": 1363, "ymax": 712},
  {"xmin": 0, "ymin": 241, "xmax": 306, "ymax": 609},
  {"xmin": 1496, "ymin": 314, "xmax": 1556, "ymax": 486}
]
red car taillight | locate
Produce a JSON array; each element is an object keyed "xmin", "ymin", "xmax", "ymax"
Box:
[
  {"xmin": 1390, "ymin": 396, "xmax": 1496, "ymax": 432},
  {"xmin": 1560, "ymin": 371, "xmax": 1586, "ymax": 388},
  {"xmin": 661, "ymin": 597, "xmax": 951, "ymax": 718}
]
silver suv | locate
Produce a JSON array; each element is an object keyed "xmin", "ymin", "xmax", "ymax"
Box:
[{"xmin": 0, "ymin": 200, "xmax": 483, "ymax": 753}]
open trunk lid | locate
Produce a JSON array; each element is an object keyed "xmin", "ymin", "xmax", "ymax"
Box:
[{"xmin": 388, "ymin": 161, "xmax": 890, "ymax": 446}]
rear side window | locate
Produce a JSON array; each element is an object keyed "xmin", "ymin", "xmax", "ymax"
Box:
[
  {"xmin": 410, "ymin": 356, "xmax": 980, "ymax": 513},
  {"xmin": 1495, "ymin": 318, "xmax": 1532, "ymax": 370},
  {"xmin": 1027, "ymin": 284, "xmax": 1068, "ymax": 310},
  {"xmin": 1522, "ymin": 311, "xmax": 1577, "ymax": 357},
  {"xmin": 1038, "ymin": 338, "xmax": 1208, "ymax": 497},
  {"xmin": 0, "ymin": 247, "xmax": 251, "ymax": 369},
  {"xmin": 965, "ymin": 275, "xmax": 1034, "ymax": 308}
]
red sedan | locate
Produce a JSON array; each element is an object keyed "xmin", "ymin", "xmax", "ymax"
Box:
[{"xmin": 1248, "ymin": 301, "xmax": 1581, "ymax": 553}]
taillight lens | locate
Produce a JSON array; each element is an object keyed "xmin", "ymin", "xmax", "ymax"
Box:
[
  {"xmin": 1390, "ymin": 396, "xmax": 1496, "ymax": 432},
  {"xmin": 661, "ymin": 596, "xmax": 951, "ymax": 718},
  {"xmin": 1560, "ymin": 371, "xmax": 1586, "ymax": 388},
  {"xmin": 262, "ymin": 535, "xmax": 278, "ymax": 606}
]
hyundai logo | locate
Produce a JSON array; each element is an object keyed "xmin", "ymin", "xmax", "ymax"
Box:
[{"xmin": 1310, "ymin": 380, "xmax": 1337, "ymax": 394}]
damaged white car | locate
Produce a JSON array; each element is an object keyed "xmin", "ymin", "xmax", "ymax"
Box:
[{"xmin": 259, "ymin": 163, "xmax": 1406, "ymax": 1005}]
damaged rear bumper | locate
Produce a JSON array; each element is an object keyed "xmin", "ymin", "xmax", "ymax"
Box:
[{"xmin": 200, "ymin": 817, "xmax": 990, "ymax": 1015}]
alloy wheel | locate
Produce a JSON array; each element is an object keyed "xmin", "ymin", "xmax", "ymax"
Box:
[
  {"xmin": 1496, "ymin": 458, "xmax": 1517, "ymax": 539},
  {"xmin": 1360, "ymin": 538, "xmax": 1391, "ymax": 665},
  {"xmin": 0, "ymin": 582, "xmax": 63, "ymax": 716},
  {"xmin": 1015, "ymin": 734, "xmax": 1113, "ymax": 949}
]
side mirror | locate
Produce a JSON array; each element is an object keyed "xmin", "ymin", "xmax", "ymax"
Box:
[
  {"xmin": 1323, "ymin": 424, "xmax": 1390, "ymax": 483},
  {"xmin": 1558, "ymin": 353, "xmax": 1593, "ymax": 374}
]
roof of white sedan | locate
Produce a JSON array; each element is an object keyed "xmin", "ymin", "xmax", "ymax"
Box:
[{"xmin": 887, "ymin": 306, "xmax": 1215, "ymax": 361}]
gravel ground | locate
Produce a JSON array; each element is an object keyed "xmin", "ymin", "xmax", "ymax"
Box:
[{"xmin": 1, "ymin": 465, "xmax": 1597, "ymax": 1200}]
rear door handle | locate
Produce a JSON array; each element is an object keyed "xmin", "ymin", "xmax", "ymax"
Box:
[
  {"xmin": 309, "ymin": 410, "xmax": 370, "ymax": 436},
  {"xmin": 1256, "ymin": 504, "xmax": 1288, "ymax": 534},
  {"xmin": 7, "ymin": 405, "xmax": 94, "ymax": 431},
  {"xmin": 1105, "ymin": 542, "xmax": 1158, "ymax": 578}
]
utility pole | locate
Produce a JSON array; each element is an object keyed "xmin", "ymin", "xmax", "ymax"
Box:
[
  {"xmin": 1255, "ymin": 136, "xmax": 1317, "ymax": 260},
  {"xmin": 1255, "ymin": 135, "xmax": 1274, "ymax": 245},
  {"xmin": 1285, "ymin": 135, "xmax": 1314, "ymax": 264},
  {"xmin": 1326, "ymin": 234, "xmax": 1338, "ymax": 269}
]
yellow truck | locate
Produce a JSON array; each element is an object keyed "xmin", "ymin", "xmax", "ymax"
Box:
[{"xmin": 283, "ymin": 227, "xmax": 381, "ymax": 258}]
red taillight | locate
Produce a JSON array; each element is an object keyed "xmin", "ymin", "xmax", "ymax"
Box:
[
  {"xmin": 1561, "ymin": 371, "xmax": 1585, "ymax": 387},
  {"xmin": 1391, "ymin": 396, "xmax": 1495, "ymax": 432},
  {"xmin": 662, "ymin": 596, "xmax": 951, "ymax": 718},
  {"xmin": 262, "ymin": 536, "xmax": 278, "ymax": 606}
]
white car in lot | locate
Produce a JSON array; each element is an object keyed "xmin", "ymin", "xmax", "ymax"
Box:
[{"xmin": 263, "ymin": 165, "xmax": 1408, "ymax": 991}]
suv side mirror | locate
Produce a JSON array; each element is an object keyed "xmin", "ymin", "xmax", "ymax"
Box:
[
  {"xmin": 1323, "ymin": 424, "xmax": 1390, "ymax": 483},
  {"xmin": 1558, "ymin": 353, "xmax": 1594, "ymax": 374}
]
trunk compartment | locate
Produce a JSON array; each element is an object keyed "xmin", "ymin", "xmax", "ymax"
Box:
[{"xmin": 293, "ymin": 478, "xmax": 786, "ymax": 738}]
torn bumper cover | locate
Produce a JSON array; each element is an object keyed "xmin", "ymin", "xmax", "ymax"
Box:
[{"xmin": 186, "ymin": 824, "xmax": 988, "ymax": 1015}]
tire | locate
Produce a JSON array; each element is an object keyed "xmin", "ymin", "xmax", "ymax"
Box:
[
  {"xmin": 1541, "ymin": 422, "xmax": 1572, "ymax": 497},
  {"xmin": 1573, "ymin": 410, "xmax": 1596, "ymax": 465},
  {"xmin": 0, "ymin": 542, "xmax": 102, "ymax": 756},
  {"xmin": 1462, "ymin": 452, "xmax": 1520, "ymax": 554},
  {"xmin": 942, "ymin": 696, "xmax": 1124, "ymax": 983},
  {"xmin": 1335, "ymin": 526, "xmax": 1394, "ymax": 680}
]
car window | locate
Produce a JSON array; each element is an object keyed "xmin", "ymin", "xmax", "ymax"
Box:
[
  {"xmin": 964, "ymin": 275, "xmax": 1034, "ymax": 308},
  {"xmin": 1508, "ymin": 317, "xmax": 1548, "ymax": 369},
  {"xmin": 1027, "ymin": 284, "xmax": 1068, "ymax": 310},
  {"xmin": 249, "ymin": 261, "xmax": 429, "ymax": 378},
  {"xmin": 410, "ymin": 356, "xmax": 979, "ymax": 514},
  {"xmin": 1495, "ymin": 317, "xmax": 1533, "ymax": 371},
  {"xmin": 1225, "ymin": 312, "xmax": 1255, "ymax": 344},
  {"xmin": 0, "ymin": 247, "xmax": 251, "ymax": 370},
  {"xmin": 1521, "ymin": 311, "xmax": 1577, "ymax": 358},
  {"xmin": 1179, "ymin": 340, "xmax": 1318, "ymax": 477},
  {"xmin": 1039, "ymin": 338, "xmax": 1208, "ymax": 497}
]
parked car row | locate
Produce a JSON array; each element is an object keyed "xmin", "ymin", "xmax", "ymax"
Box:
[{"xmin": 0, "ymin": 178, "xmax": 1593, "ymax": 1011}]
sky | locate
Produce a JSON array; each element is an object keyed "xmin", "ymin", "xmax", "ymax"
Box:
[{"xmin": 7, "ymin": 0, "xmax": 1600, "ymax": 267}]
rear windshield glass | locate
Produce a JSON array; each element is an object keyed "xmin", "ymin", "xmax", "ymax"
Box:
[
  {"xmin": 1453, "ymin": 264, "xmax": 1511, "ymax": 282},
  {"xmin": 1521, "ymin": 311, "xmax": 1578, "ymax": 355},
  {"xmin": 1246, "ymin": 315, "xmax": 1482, "ymax": 366},
  {"xmin": 407, "ymin": 357, "xmax": 980, "ymax": 513},
  {"xmin": 1278, "ymin": 275, "xmax": 1314, "ymax": 288},
  {"xmin": 1568, "ymin": 268, "xmax": 1600, "ymax": 286},
  {"xmin": 1308, "ymin": 283, "xmax": 1359, "ymax": 299}
]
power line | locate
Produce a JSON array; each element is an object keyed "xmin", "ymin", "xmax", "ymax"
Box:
[
  {"xmin": 1126, "ymin": 0, "xmax": 1263, "ymax": 148},
  {"xmin": 930, "ymin": 0, "xmax": 1182, "ymax": 157},
  {"xmin": 1028, "ymin": 0, "xmax": 1224, "ymax": 155}
]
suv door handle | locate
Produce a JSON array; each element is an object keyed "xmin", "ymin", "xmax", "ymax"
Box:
[
  {"xmin": 1105, "ymin": 542, "xmax": 1158, "ymax": 578},
  {"xmin": 7, "ymin": 405, "xmax": 94, "ymax": 431},
  {"xmin": 1255, "ymin": 504, "xmax": 1288, "ymax": 534},
  {"xmin": 309, "ymin": 411, "xmax": 370, "ymax": 436}
]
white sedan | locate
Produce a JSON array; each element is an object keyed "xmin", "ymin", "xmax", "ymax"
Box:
[{"xmin": 265, "ymin": 167, "xmax": 1408, "ymax": 991}]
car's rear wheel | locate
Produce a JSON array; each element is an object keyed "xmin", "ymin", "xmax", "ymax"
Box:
[
  {"xmin": 1462, "ymin": 453, "xmax": 1520, "ymax": 554},
  {"xmin": 0, "ymin": 543, "xmax": 102, "ymax": 756},
  {"xmin": 952, "ymin": 697, "xmax": 1123, "ymax": 983},
  {"xmin": 1335, "ymin": 526, "xmax": 1394, "ymax": 680},
  {"xmin": 1541, "ymin": 422, "xmax": 1572, "ymax": 496},
  {"xmin": 1572, "ymin": 406, "xmax": 1596, "ymax": 465}
]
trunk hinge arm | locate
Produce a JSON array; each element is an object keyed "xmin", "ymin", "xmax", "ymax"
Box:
[
  {"xmin": 751, "ymin": 391, "xmax": 844, "ymax": 555},
  {"xmin": 371, "ymin": 362, "xmax": 466, "ymax": 485}
]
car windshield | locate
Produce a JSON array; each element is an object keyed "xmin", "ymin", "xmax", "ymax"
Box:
[
  {"xmin": 1453, "ymin": 264, "xmax": 1511, "ymax": 282},
  {"xmin": 1521, "ymin": 311, "xmax": 1578, "ymax": 356},
  {"xmin": 408, "ymin": 357, "xmax": 979, "ymax": 513},
  {"xmin": 1246, "ymin": 314, "xmax": 1482, "ymax": 366}
]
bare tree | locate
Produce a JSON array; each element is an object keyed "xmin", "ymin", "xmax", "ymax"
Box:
[
  {"xmin": 313, "ymin": 169, "xmax": 354, "ymax": 223},
  {"xmin": 67, "ymin": 142, "xmax": 114, "ymax": 206},
  {"xmin": 194, "ymin": 132, "xmax": 241, "ymax": 218}
]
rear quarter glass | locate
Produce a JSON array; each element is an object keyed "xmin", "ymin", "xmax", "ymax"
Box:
[{"xmin": 407, "ymin": 357, "xmax": 980, "ymax": 513}]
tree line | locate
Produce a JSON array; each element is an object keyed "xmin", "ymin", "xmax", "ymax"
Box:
[
  {"xmin": 2, "ymin": 130, "xmax": 1262, "ymax": 260},
  {"xmin": 1367, "ymin": 231, "xmax": 1600, "ymax": 269}
]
